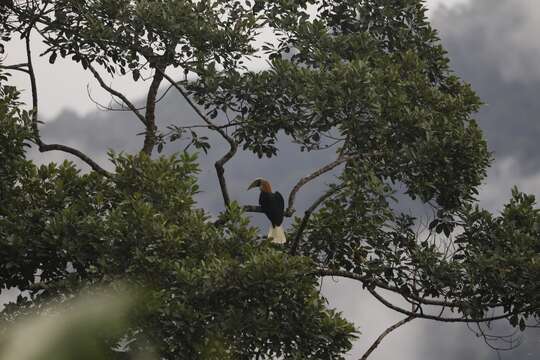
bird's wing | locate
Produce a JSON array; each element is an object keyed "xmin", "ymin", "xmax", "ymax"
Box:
[
  {"xmin": 259, "ymin": 191, "xmax": 265, "ymax": 207},
  {"xmin": 275, "ymin": 191, "xmax": 285, "ymax": 211}
]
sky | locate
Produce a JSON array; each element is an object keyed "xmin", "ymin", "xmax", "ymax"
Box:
[
  {"xmin": 5, "ymin": 0, "xmax": 470, "ymax": 120},
  {"xmin": 2, "ymin": 0, "xmax": 540, "ymax": 359}
]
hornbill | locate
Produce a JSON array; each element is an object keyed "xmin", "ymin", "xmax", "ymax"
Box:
[{"xmin": 247, "ymin": 178, "xmax": 286, "ymax": 244}]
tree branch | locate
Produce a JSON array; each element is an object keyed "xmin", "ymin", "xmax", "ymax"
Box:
[
  {"xmin": 243, "ymin": 205, "xmax": 264, "ymax": 213},
  {"xmin": 24, "ymin": 30, "xmax": 110, "ymax": 177},
  {"xmin": 289, "ymin": 185, "xmax": 345, "ymax": 255},
  {"xmin": 0, "ymin": 62, "xmax": 29, "ymax": 73},
  {"xmin": 171, "ymin": 122, "xmax": 242, "ymax": 130},
  {"xmin": 285, "ymin": 155, "xmax": 352, "ymax": 216},
  {"xmin": 38, "ymin": 143, "xmax": 112, "ymax": 176},
  {"xmin": 368, "ymin": 288, "xmax": 519, "ymax": 323},
  {"xmin": 359, "ymin": 315, "xmax": 415, "ymax": 360},
  {"xmin": 242, "ymin": 155, "xmax": 354, "ymax": 218},
  {"xmin": 141, "ymin": 64, "xmax": 166, "ymax": 155},
  {"xmin": 159, "ymin": 70, "xmax": 238, "ymax": 208},
  {"xmin": 87, "ymin": 81, "xmax": 175, "ymax": 113},
  {"xmin": 467, "ymin": 322, "xmax": 523, "ymax": 352},
  {"xmin": 87, "ymin": 63, "xmax": 147, "ymax": 127},
  {"xmin": 316, "ymin": 269, "xmax": 504, "ymax": 309}
]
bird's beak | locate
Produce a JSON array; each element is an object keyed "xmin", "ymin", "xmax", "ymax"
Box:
[{"xmin": 247, "ymin": 180, "xmax": 258, "ymax": 190}]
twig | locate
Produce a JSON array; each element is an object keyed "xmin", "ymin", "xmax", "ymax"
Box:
[
  {"xmin": 24, "ymin": 30, "xmax": 110, "ymax": 177},
  {"xmin": 289, "ymin": 185, "xmax": 345, "ymax": 255},
  {"xmin": 359, "ymin": 315, "xmax": 415, "ymax": 360},
  {"xmin": 467, "ymin": 322, "xmax": 522, "ymax": 351},
  {"xmin": 87, "ymin": 63, "xmax": 147, "ymax": 127},
  {"xmin": 86, "ymin": 81, "xmax": 175, "ymax": 113}
]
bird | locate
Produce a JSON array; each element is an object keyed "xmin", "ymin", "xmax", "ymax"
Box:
[{"xmin": 247, "ymin": 178, "xmax": 286, "ymax": 244}]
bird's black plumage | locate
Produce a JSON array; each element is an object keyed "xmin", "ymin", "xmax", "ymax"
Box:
[{"xmin": 259, "ymin": 191, "xmax": 284, "ymax": 227}]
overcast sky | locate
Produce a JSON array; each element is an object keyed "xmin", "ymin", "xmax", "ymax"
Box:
[
  {"xmin": 4, "ymin": 0, "xmax": 470, "ymax": 120},
  {"xmin": 2, "ymin": 0, "xmax": 540, "ymax": 359}
]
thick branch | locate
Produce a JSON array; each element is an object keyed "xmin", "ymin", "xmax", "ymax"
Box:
[
  {"xmin": 215, "ymin": 152, "xmax": 236, "ymax": 207},
  {"xmin": 87, "ymin": 63, "xmax": 147, "ymax": 127},
  {"xmin": 289, "ymin": 185, "xmax": 345, "ymax": 255},
  {"xmin": 285, "ymin": 155, "xmax": 352, "ymax": 216},
  {"xmin": 359, "ymin": 315, "xmax": 414, "ymax": 360},
  {"xmin": 141, "ymin": 64, "xmax": 166, "ymax": 155},
  {"xmin": 24, "ymin": 32, "xmax": 110, "ymax": 177},
  {"xmin": 159, "ymin": 70, "xmax": 238, "ymax": 208}
]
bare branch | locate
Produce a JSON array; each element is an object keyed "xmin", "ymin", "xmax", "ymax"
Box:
[
  {"xmin": 159, "ymin": 70, "xmax": 238, "ymax": 208},
  {"xmin": 87, "ymin": 63, "xmax": 147, "ymax": 127},
  {"xmin": 86, "ymin": 81, "xmax": 175, "ymax": 113},
  {"xmin": 359, "ymin": 315, "xmax": 415, "ymax": 360},
  {"xmin": 285, "ymin": 155, "xmax": 352, "ymax": 216},
  {"xmin": 243, "ymin": 205, "xmax": 264, "ymax": 213},
  {"xmin": 317, "ymin": 269, "xmax": 448, "ymax": 306},
  {"xmin": 368, "ymin": 288, "xmax": 520, "ymax": 323},
  {"xmin": 172, "ymin": 122, "xmax": 242, "ymax": 130},
  {"xmin": 24, "ymin": 31, "xmax": 110, "ymax": 177},
  {"xmin": 316, "ymin": 269, "xmax": 504, "ymax": 309},
  {"xmin": 241, "ymin": 154, "xmax": 352, "ymax": 218},
  {"xmin": 0, "ymin": 62, "xmax": 29, "ymax": 73},
  {"xmin": 467, "ymin": 322, "xmax": 523, "ymax": 352},
  {"xmin": 160, "ymin": 70, "xmax": 350, "ymax": 213},
  {"xmin": 289, "ymin": 185, "xmax": 345, "ymax": 255},
  {"xmin": 38, "ymin": 143, "xmax": 112, "ymax": 175}
]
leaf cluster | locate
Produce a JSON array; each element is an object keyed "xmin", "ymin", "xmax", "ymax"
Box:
[{"xmin": 0, "ymin": 89, "xmax": 355, "ymax": 358}]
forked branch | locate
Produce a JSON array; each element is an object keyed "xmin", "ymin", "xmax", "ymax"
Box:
[
  {"xmin": 317, "ymin": 269, "xmax": 504, "ymax": 309},
  {"xmin": 242, "ymin": 155, "xmax": 354, "ymax": 217},
  {"xmin": 368, "ymin": 288, "xmax": 525, "ymax": 324},
  {"xmin": 285, "ymin": 155, "xmax": 353, "ymax": 216},
  {"xmin": 87, "ymin": 82, "xmax": 176, "ymax": 113},
  {"xmin": 289, "ymin": 184, "xmax": 345, "ymax": 255},
  {"xmin": 141, "ymin": 64, "xmax": 166, "ymax": 155},
  {"xmin": 159, "ymin": 70, "xmax": 237, "ymax": 208}
]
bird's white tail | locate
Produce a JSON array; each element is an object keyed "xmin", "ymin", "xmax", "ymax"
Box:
[{"xmin": 268, "ymin": 225, "xmax": 286, "ymax": 244}]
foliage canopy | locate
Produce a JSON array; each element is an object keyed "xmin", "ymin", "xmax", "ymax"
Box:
[{"xmin": 0, "ymin": 0, "xmax": 538, "ymax": 358}]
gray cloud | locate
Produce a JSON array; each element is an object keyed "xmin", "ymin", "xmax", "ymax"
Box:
[
  {"xmin": 433, "ymin": 0, "xmax": 540, "ymax": 177},
  {"xmin": 3, "ymin": 0, "xmax": 540, "ymax": 358},
  {"xmin": 435, "ymin": 0, "xmax": 540, "ymax": 83},
  {"xmin": 411, "ymin": 1, "xmax": 540, "ymax": 359}
]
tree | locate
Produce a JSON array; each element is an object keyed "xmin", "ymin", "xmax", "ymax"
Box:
[{"xmin": 0, "ymin": 0, "xmax": 538, "ymax": 359}]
